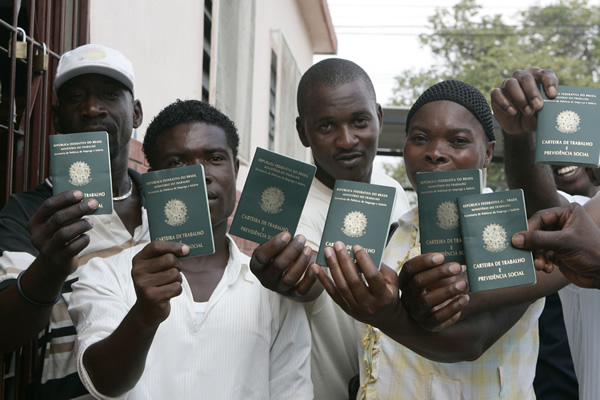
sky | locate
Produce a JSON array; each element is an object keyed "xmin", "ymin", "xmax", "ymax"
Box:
[
  {"xmin": 316, "ymin": 0, "xmax": 557, "ymax": 106},
  {"xmin": 314, "ymin": 0, "xmax": 558, "ymax": 179}
]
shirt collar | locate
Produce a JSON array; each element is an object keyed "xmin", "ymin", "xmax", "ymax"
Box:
[{"xmin": 223, "ymin": 235, "xmax": 254, "ymax": 285}]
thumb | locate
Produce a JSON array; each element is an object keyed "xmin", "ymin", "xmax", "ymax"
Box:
[
  {"xmin": 512, "ymin": 229, "xmax": 564, "ymax": 252},
  {"xmin": 511, "ymin": 231, "xmax": 529, "ymax": 249}
]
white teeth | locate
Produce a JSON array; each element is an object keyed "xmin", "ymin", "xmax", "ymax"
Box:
[{"xmin": 557, "ymin": 166, "xmax": 578, "ymax": 176}]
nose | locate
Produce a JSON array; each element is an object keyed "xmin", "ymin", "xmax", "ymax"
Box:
[
  {"xmin": 81, "ymin": 95, "xmax": 107, "ymax": 118},
  {"xmin": 199, "ymin": 161, "xmax": 213, "ymax": 184},
  {"xmin": 424, "ymin": 141, "xmax": 449, "ymax": 164},
  {"xmin": 336, "ymin": 125, "xmax": 359, "ymax": 149}
]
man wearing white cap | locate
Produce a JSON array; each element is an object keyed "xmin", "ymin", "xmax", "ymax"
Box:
[{"xmin": 0, "ymin": 44, "xmax": 148, "ymax": 399}]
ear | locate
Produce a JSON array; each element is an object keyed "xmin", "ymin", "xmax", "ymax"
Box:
[
  {"xmin": 376, "ymin": 103, "xmax": 383, "ymax": 135},
  {"xmin": 483, "ymin": 140, "xmax": 496, "ymax": 168},
  {"xmin": 296, "ymin": 116, "xmax": 310, "ymax": 148},
  {"xmin": 133, "ymin": 99, "xmax": 143, "ymax": 129},
  {"xmin": 51, "ymin": 104, "xmax": 62, "ymax": 132},
  {"xmin": 234, "ymin": 158, "xmax": 240, "ymax": 179}
]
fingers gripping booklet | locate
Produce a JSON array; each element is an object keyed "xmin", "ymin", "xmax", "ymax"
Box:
[
  {"xmin": 49, "ymin": 131, "xmax": 113, "ymax": 214},
  {"xmin": 316, "ymin": 180, "xmax": 397, "ymax": 270},
  {"xmin": 143, "ymin": 164, "xmax": 215, "ymax": 257}
]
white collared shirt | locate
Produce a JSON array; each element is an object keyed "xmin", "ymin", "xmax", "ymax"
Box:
[{"xmin": 69, "ymin": 237, "xmax": 313, "ymax": 400}]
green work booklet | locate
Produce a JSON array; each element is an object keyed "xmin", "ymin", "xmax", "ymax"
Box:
[
  {"xmin": 316, "ymin": 180, "xmax": 396, "ymax": 269},
  {"xmin": 49, "ymin": 131, "xmax": 113, "ymax": 214},
  {"xmin": 458, "ymin": 189, "xmax": 536, "ymax": 292},
  {"xmin": 536, "ymin": 85, "xmax": 600, "ymax": 167},
  {"xmin": 417, "ymin": 169, "xmax": 482, "ymax": 265},
  {"xmin": 143, "ymin": 164, "xmax": 214, "ymax": 257},
  {"xmin": 229, "ymin": 147, "xmax": 316, "ymax": 244}
]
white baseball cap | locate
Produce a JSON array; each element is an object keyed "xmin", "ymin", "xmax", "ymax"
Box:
[{"xmin": 54, "ymin": 44, "xmax": 135, "ymax": 94}]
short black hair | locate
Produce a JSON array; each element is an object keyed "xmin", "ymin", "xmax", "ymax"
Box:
[
  {"xmin": 143, "ymin": 99, "xmax": 239, "ymax": 168},
  {"xmin": 406, "ymin": 80, "xmax": 495, "ymax": 141},
  {"xmin": 297, "ymin": 58, "xmax": 377, "ymax": 117}
]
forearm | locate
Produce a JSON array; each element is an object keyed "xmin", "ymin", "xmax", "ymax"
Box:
[
  {"xmin": 82, "ymin": 304, "xmax": 158, "ymax": 397},
  {"xmin": 377, "ymin": 301, "xmax": 529, "ymax": 363},
  {"xmin": 503, "ymin": 130, "xmax": 564, "ymax": 216},
  {"xmin": 0, "ymin": 258, "xmax": 68, "ymax": 351}
]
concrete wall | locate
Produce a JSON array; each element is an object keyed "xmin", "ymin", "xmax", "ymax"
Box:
[
  {"xmin": 89, "ymin": 0, "xmax": 331, "ymax": 185},
  {"xmin": 89, "ymin": 0, "xmax": 205, "ymax": 142}
]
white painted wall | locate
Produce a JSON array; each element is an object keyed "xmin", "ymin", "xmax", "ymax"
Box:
[
  {"xmin": 249, "ymin": 0, "xmax": 314, "ymax": 164},
  {"xmin": 89, "ymin": 0, "xmax": 205, "ymax": 141},
  {"xmin": 88, "ymin": 0, "xmax": 331, "ymax": 185}
]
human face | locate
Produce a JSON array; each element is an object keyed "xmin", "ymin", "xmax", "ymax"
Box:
[
  {"xmin": 53, "ymin": 73, "xmax": 143, "ymax": 162},
  {"xmin": 296, "ymin": 80, "xmax": 382, "ymax": 189},
  {"xmin": 152, "ymin": 122, "xmax": 239, "ymax": 231},
  {"xmin": 403, "ymin": 100, "xmax": 495, "ymax": 189}
]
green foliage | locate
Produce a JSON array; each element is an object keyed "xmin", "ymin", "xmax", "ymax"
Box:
[
  {"xmin": 389, "ymin": 0, "xmax": 600, "ymax": 106},
  {"xmin": 387, "ymin": 0, "xmax": 599, "ymax": 191},
  {"xmin": 383, "ymin": 158, "xmax": 412, "ymax": 189}
]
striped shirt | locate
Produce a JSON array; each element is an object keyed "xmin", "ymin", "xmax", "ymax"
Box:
[
  {"xmin": 0, "ymin": 175, "xmax": 149, "ymax": 400},
  {"xmin": 357, "ymin": 206, "xmax": 544, "ymax": 400}
]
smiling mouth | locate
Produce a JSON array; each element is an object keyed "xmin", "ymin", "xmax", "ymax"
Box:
[{"xmin": 556, "ymin": 166, "xmax": 579, "ymax": 177}]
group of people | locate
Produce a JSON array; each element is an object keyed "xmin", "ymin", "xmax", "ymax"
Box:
[{"xmin": 0, "ymin": 42, "xmax": 599, "ymax": 400}]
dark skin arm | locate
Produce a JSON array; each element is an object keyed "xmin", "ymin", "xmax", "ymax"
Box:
[
  {"xmin": 312, "ymin": 242, "xmax": 528, "ymax": 362},
  {"xmin": 512, "ymin": 202, "xmax": 600, "ymax": 289},
  {"xmin": 250, "ymin": 231, "xmax": 322, "ymax": 302},
  {"xmin": 491, "ymin": 68, "xmax": 568, "ymax": 216},
  {"xmin": 82, "ymin": 241, "xmax": 187, "ymax": 397},
  {"xmin": 0, "ymin": 190, "xmax": 97, "ymax": 352},
  {"xmin": 393, "ymin": 247, "xmax": 566, "ymax": 330}
]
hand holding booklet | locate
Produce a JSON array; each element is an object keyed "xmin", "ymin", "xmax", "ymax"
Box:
[{"xmin": 316, "ymin": 180, "xmax": 397, "ymax": 270}]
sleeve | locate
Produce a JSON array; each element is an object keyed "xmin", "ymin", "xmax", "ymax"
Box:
[
  {"xmin": 0, "ymin": 187, "xmax": 48, "ymax": 283},
  {"xmin": 557, "ymin": 189, "xmax": 590, "ymax": 205},
  {"xmin": 68, "ymin": 250, "xmax": 137, "ymax": 400},
  {"xmin": 268, "ymin": 296, "xmax": 313, "ymax": 399}
]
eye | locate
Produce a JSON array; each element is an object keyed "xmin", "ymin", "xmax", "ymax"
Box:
[
  {"xmin": 408, "ymin": 132, "xmax": 428, "ymax": 144},
  {"xmin": 168, "ymin": 159, "xmax": 187, "ymax": 168},
  {"xmin": 209, "ymin": 154, "xmax": 226, "ymax": 163},
  {"xmin": 354, "ymin": 117, "xmax": 369, "ymax": 127},
  {"xmin": 451, "ymin": 136, "xmax": 470, "ymax": 146},
  {"xmin": 101, "ymin": 89, "xmax": 121, "ymax": 100},
  {"xmin": 319, "ymin": 121, "xmax": 333, "ymax": 131},
  {"xmin": 63, "ymin": 91, "xmax": 85, "ymax": 103}
]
